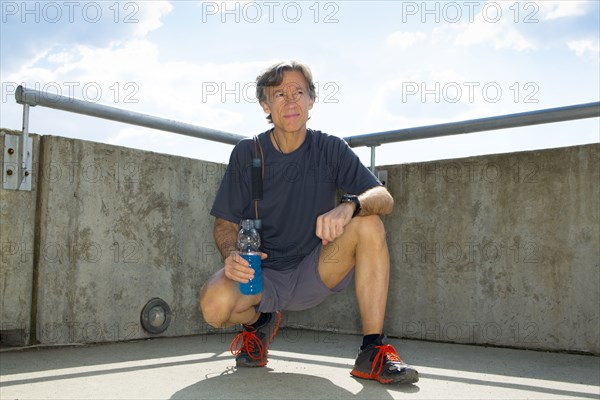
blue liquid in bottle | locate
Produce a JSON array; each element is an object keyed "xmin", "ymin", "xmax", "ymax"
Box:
[{"xmin": 238, "ymin": 219, "xmax": 262, "ymax": 295}]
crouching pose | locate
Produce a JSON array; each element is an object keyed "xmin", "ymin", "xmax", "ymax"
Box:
[{"xmin": 200, "ymin": 61, "xmax": 418, "ymax": 385}]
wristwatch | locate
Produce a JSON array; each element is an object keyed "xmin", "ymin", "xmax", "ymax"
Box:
[{"xmin": 341, "ymin": 194, "xmax": 361, "ymax": 218}]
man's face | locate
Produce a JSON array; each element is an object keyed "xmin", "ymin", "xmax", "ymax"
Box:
[{"xmin": 260, "ymin": 70, "xmax": 315, "ymax": 135}]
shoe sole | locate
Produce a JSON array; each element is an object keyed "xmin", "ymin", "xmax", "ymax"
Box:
[
  {"xmin": 235, "ymin": 312, "xmax": 282, "ymax": 368},
  {"xmin": 350, "ymin": 368, "xmax": 419, "ymax": 385}
]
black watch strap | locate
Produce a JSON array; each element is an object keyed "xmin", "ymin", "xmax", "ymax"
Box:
[{"xmin": 341, "ymin": 194, "xmax": 361, "ymax": 218}]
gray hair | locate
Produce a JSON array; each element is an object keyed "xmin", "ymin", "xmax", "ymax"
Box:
[{"xmin": 256, "ymin": 61, "xmax": 316, "ymax": 123}]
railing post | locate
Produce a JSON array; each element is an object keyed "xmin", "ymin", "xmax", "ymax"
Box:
[
  {"xmin": 3, "ymin": 102, "xmax": 33, "ymax": 191},
  {"xmin": 370, "ymin": 145, "xmax": 377, "ymax": 173}
]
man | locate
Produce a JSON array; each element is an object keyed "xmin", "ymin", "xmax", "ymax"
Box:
[{"xmin": 200, "ymin": 61, "xmax": 418, "ymax": 385}]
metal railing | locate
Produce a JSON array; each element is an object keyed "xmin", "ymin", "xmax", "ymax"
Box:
[
  {"xmin": 15, "ymin": 85, "xmax": 245, "ymax": 145},
  {"xmin": 6, "ymin": 85, "xmax": 600, "ymax": 190},
  {"xmin": 342, "ymin": 102, "xmax": 600, "ymax": 171},
  {"xmin": 5, "ymin": 85, "xmax": 245, "ymax": 191}
]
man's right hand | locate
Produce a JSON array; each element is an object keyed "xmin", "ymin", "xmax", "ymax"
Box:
[{"xmin": 223, "ymin": 251, "xmax": 268, "ymax": 283}]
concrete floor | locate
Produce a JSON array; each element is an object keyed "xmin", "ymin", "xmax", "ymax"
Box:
[{"xmin": 1, "ymin": 329, "xmax": 598, "ymax": 400}]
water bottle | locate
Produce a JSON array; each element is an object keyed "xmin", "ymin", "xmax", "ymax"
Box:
[{"xmin": 238, "ymin": 219, "xmax": 262, "ymax": 295}]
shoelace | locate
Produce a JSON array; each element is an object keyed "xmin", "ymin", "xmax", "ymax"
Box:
[
  {"xmin": 371, "ymin": 344, "xmax": 402, "ymax": 376},
  {"xmin": 230, "ymin": 330, "xmax": 264, "ymax": 361}
]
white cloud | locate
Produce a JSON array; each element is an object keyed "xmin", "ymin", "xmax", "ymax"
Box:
[
  {"xmin": 568, "ymin": 39, "xmax": 600, "ymax": 57},
  {"xmin": 385, "ymin": 32, "xmax": 427, "ymax": 49},
  {"xmin": 4, "ymin": 31, "xmax": 273, "ymax": 159},
  {"xmin": 452, "ymin": 18, "xmax": 535, "ymax": 51},
  {"xmin": 7, "ymin": 37, "xmax": 262, "ymax": 117},
  {"xmin": 429, "ymin": 1, "xmax": 536, "ymax": 52},
  {"xmin": 3, "ymin": 31, "xmax": 268, "ymax": 161},
  {"xmin": 134, "ymin": 1, "xmax": 174, "ymax": 37},
  {"xmin": 542, "ymin": 1, "xmax": 588, "ymax": 20}
]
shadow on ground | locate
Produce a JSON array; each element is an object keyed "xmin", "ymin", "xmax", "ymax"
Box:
[{"xmin": 170, "ymin": 366, "xmax": 419, "ymax": 400}]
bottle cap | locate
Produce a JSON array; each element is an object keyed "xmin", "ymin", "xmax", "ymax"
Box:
[{"xmin": 241, "ymin": 219, "xmax": 254, "ymax": 230}]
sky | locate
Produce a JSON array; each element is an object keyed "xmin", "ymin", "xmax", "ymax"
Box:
[{"xmin": 1, "ymin": 0, "xmax": 599, "ymax": 166}]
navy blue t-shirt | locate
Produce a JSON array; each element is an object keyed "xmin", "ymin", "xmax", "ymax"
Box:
[{"xmin": 210, "ymin": 129, "xmax": 381, "ymax": 270}]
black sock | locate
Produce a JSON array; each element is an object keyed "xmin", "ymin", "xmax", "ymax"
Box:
[
  {"xmin": 361, "ymin": 333, "xmax": 382, "ymax": 350},
  {"xmin": 245, "ymin": 312, "xmax": 271, "ymax": 330}
]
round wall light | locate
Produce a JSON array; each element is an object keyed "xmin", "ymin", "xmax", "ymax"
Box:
[{"xmin": 140, "ymin": 298, "xmax": 172, "ymax": 334}]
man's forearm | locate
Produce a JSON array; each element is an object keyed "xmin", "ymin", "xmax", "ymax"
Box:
[
  {"xmin": 214, "ymin": 218, "xmax": 239, "ymax": 259},
  {"xmin": 358, "ymin": 186, "xmax": 394, "ymax": 216}
]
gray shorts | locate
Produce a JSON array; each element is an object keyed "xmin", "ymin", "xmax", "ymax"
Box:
[{"xmin": 257, "ymin": 244, "xmax": 354, "ymax": 313}]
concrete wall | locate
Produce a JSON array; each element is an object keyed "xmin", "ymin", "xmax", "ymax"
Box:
[
  {"xmin": 1, "ymin": 130, "xmax": 598, "ymax": 353},
  {"xmin": 290, "ymin": 144, "xmax": 599, "ymax": 354},
  {"xmin": 1, "ymin": 132, "xmax": 225, "ymax": 345}
]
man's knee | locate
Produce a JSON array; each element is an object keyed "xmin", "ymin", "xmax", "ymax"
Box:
[
  {"xmin": 199, "ymin": 284, "xmax": 233, "ymax": 328},
  {"xmin": 351, "ymin": 214, "xmax": 386, "ymax": 241}
]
